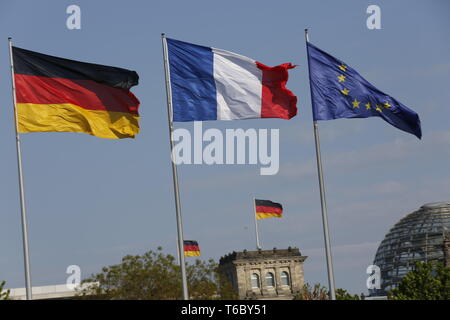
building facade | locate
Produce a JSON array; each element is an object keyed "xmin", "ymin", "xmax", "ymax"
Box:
[{"xmin": 218, "ymin": 247, "xmax": 307, "ymax": 300}]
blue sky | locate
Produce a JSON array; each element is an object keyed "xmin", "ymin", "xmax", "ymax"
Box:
[{"xmin": 0, "ymin": 0, "xmax": 449, "ymax": 295}]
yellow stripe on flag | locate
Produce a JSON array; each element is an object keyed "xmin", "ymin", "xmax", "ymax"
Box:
[
  {"xmin": 184, "ymin": 251, "xmax": 201, "ymax": 257},
  {"xmin": 17, "ymin": 103, "xmax": 139, "ymax": 139},
  {"xmin": 256, "ymin": 212, "xmax": 282, "ymax": 220}
]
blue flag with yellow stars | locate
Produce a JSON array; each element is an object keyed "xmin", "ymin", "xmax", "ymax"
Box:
[{"xmin": 306, "ymin": 42, "xmax": 422, "ymax": 139}]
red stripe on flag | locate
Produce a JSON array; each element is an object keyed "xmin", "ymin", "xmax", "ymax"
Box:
[
  {"xmin": 184, "ymin": 245, "xmax": 200, "ymax": 252},
  {"xmin": 15, "ymin": 74, "xmax": 139, "ymax": 114},
  {"xmin": 255, "ymin": 205, "xmax": 283, "ymax": 215},
  {"xmin": 256, "ymin": 62, "xmax": 297, "ymax": 120}
]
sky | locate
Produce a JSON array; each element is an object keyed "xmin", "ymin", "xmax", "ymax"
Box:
[{"xmin": 0, "ymin": 0, "xmax": 449, "ymax": 295}]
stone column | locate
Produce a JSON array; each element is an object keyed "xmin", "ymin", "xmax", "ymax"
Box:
[
  {"xmin": 275, "ymin": 266, "xmax": 282, "ymax": 295},
  {"xmin": 260, "ymin": 262, "xmax": 267, "ymax": 297},
  {"xmin": 290, "ymin": 260, "xmax": 302, "ymax": 293},
  {"xmin": 243, "ymin": 264, "xmax": 251, "ymax": 299}
]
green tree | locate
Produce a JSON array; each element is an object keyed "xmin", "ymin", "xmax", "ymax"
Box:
[
  {"xmin": 0, "ymin": 281, "xmax": 10, "ymax": 300},
  {"xmin": 293, "ymin": 283, "xmax": 329, "ymax": 300},
  {"xmin": 336, "ymin": 288, "xmax": 360, "ymax": 300},
  {"xmin": 77, "ymin": 247, "xmax": 237, "ymax": 300},
  {"xmin": 293, "ymin": 284, "xmax": 360, "ymax": 300},
  {"xmin": 389, "ymin": 261, "xmax": 450, "ymax": 300}
]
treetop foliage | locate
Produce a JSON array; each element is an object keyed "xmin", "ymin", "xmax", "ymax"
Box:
[
  {"xmin": 76, "ymin": 248, "xmax": 237, "ymax": 300},
  {"xmin": 389, "ymin": 261, "xmax": 450, "ymax": 300}
]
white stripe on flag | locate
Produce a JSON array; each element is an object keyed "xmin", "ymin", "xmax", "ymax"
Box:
[{"xmin": 212, "ymin": 48, "xmax": 262, "ymax": 120}]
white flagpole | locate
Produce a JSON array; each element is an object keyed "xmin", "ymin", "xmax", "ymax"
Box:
[
  {"xmin": 8, "ymin": 37, "xmax": 32, "ymax": 300},
  {"xmin": 161, "ymin": 33, "xmax": 189, "ymax": 300},
  {"xmin": 304, "ymin": 29, "xmax": 336, "ymax": 300},
  {"xmin": 253, "ymin": 198, "xmax": 261, "ymax": 250}
]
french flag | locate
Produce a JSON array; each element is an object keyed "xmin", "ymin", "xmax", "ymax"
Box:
[{"xmin": 166, "ymin": 38, "xmax": 297, "ymax": 122}]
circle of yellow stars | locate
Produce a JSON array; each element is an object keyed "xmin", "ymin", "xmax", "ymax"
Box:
[{"xmin": 337, "ymin": 64, "xmax": 394, "ymax": 113}]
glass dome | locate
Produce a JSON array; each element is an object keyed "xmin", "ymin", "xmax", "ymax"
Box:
[{"xmin": 372, "ymin": 202, "xmax": 450, "ymax": 295}]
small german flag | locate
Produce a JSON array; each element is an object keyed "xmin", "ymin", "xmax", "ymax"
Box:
[
  {"xmin": 255, "ymin": 199, "xmax": 283, "ymax": 220},
  {"xmin": 183, "ymin": 240, "xmax": 201, "ymax": 257},
  {"xmin": 12, "ymin": 47, "xmax": 140, "ymax": 139}
]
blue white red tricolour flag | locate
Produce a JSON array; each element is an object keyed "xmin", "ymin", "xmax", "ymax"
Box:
[{"xmin": 166, "ymin": 38, "xmax": 297, "ymax": 122}]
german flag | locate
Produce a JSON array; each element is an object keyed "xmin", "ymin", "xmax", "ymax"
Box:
[
  {"xmin": 12, "ymin": 47, "xmax": 140, "ymax": 139},
  {"xmin": 183, "ymin": 240, "xmax": 201, "ymax": 257},
  {"xmin": 255, "ymin": 199, "xmax": 283, "ymax": 220}
]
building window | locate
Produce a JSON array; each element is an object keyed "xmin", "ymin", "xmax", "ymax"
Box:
[
  {"xmin": 251, "ymin": 273, "xmax": 260, "ymax": 288},
  {"xmin": 265, "ymin": 272, "xmax": 275, "ymax": 287},
  {"xmin": 281, "ymin": 271, "xmax": 290, "ymax": 286}
]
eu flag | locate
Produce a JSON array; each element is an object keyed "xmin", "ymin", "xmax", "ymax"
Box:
[{"xmin": 307, "ymin": 42, "xmax": 422, "ymax": 139}]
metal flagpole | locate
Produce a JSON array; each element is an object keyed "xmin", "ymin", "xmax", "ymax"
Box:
[
  {"xmin": 161, "ymin": 33, "xmax": 189, "ymax": 300},
  {"xmin": 253, "ymin": 198, "xmax": 261, "ymax": 249},
  {"xmin": 8, "ymin": 37, "xmax": 32, "ymax": 300},
  {"xmin": 304, "ymin": 29, "xmax": 336, "ymax": 300},
  {"xmin": 176, "ymin": 237, "xmax": 181, "ymax": 265}
]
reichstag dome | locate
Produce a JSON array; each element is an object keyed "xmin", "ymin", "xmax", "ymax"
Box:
[{"xmin": 372, "ymin": 202, "xmax": 450, "ymax": 295}]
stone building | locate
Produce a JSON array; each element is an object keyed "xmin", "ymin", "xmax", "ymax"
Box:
[{"xmin": 218, "ymin": 247, "xmax": 307, "ymax": 300}]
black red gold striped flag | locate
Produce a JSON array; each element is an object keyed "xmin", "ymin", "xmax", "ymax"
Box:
[
  {"xmin": 12, "ymin": 47, "xmax": 140, "ymax": 139},
  {"xmin": 255, "ymin": 199, "xmax": 283, "ymax": 220},
  {"xmin": 183, "ymin": 240, "xmax": 201, "ymax": 257}
]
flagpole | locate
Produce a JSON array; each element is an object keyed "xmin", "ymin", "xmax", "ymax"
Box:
[
  {"xmin": 253, "ymin": 198, "xmax": 261, "ymax": 250},
  {"xmin": 304, "ymin": 29, "xmax": 336, "ymax": 300},
  {"xmin": 161, "ymin": 33, "xmax": 189, "ymax": 300},
  {"xmin": 8, "ymin": 37, "xmax": 32, "ymax": 300},
  {"xmin": 176, "ymin": 237, "xmax": 181, "ymax": 265}
]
